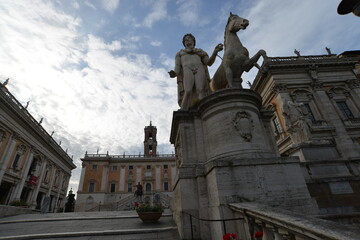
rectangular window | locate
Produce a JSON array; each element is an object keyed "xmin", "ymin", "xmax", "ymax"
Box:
[
  {"xmin": 164, "ymin": 182, "xmax": 169, "ymax": 191},
  {"xmin": 43, "ymin": 170, "xmax": 49, "ymax": 183},
  {"xmin": 112, "ymin": 166, "xmax": 117, "ymax": 171},
  {"xmin": 337, "ymin": 101, "xmax": 354, "ymax": 119},
  {"xmin": 272, "ymin": 117, "xmax": 281, "ymax": 135},
  {"xmin": 127, "ymin": 183, "xmax": 133, "ymax": 192},
  {"xmin": 110, "ymin": 183, "xmax": 116, "ymax": 193},
  {"xmin": 92, "ymin": 165, "xmax": 97, "ymax": 170},
  {"xmin": 146, "ymin": 165, "xmax": 151, "ymax": 170},
  {"xmin": 163, "ymin": 164, "xmax": 168, "ymax": 169},
  {"xmin": 128, "ymin": 165, "xmax": 133, "ymax": 170},
  {"xmin": 12, "ymin": 154, "xmax": 21, "ymax": 169},
  {"xmin": 303, "ymin": 103, "xmax": 316, "ymax": 123},
  {"xmin": 89, "ymin": 183, "xmax": 95, "ymax": 192}
]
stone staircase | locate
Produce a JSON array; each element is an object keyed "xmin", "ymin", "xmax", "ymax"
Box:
[
  {"xmin": 0, "ymin": 209, "xmax": 180, "ymax": 239},
  {"xmin": 86, "ymin": 193, "xmax": 173, "ymax": 212}
]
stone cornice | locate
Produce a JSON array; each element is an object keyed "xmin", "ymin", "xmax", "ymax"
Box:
[
  {"xmin": 0, "ymin": 85, "xmax": 76, "ymax": 169},
  {"xmin": 252, "ymin": 55, "xmax": 360, "ymax": 93}
]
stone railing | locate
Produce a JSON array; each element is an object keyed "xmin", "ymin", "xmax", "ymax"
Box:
[
  {"xmin": 84, "ymin": 153, "xmax": 175, "ymax": 159},
  {"xmin": 269, "ymin": 55, "xmax": 332, "ymax": 62},
  {"xmin": 229, "ymin": 202, "xmax": 360, "ymax": 240}
]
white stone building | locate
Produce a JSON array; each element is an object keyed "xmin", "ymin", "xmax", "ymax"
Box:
[
  {"xmin": 0, "ymin": 82, "xmax": 76, "ymax": 212},
  {"xmin": 252, "ymin": 50, "xmax": 360, "ymax": 214}
]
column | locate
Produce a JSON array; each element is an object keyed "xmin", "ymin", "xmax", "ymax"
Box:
[
  {"xmin": 60, "ymin": 177, "xmax": 70, "ymax": 210},
  {"xmin": 0, "ymin": 136, "xmax": 17, "ymax": 182},
  {"xmin": 46, "ymin": 165, "xmax": 57, "ymax": 196},
  {"xmin": 54, "ymin": 172, "xmax": 64, "ymax": 212},
  {"xmin": 30, "ymin": 160, "xmax": 47, "ymax": 207},
  {"xmin": 13, "ymin": 150, "xmax": 34, "ymax": 201},
  {"xmin": 77, "ymin": 162, "xmax": 87, "ymax": 192},
  {"xmin": 171, "ymin": 165, "xmax": 176, "ymax": 189}
]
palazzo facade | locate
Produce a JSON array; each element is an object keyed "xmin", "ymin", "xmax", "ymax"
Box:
[
  {"xmin": 252, "ymin": 50, "xmax": 360, "ymax": 215},
  {"xmin": 0, "ymin": 82, "xmax": 76, "ymax": 212},
  {"xmin": 75, "ymin": 123, "xmax": 176, "ymax": 212}
]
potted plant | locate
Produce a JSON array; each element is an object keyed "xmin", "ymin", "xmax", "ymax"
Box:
[{"xmin": 134, "ymin": 202, "xmax": 164, "ymax": 222}]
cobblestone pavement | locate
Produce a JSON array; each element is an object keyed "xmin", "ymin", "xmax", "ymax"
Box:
[{"xmin": 0, "ymin": 209, "xmax": 180, "ymax": 240}]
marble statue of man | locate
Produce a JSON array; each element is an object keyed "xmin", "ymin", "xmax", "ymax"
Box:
[{"xmin": 169, "ymin": 34, "xmax": 223, "ymax": 110}]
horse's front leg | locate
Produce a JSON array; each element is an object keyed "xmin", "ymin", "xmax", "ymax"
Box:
[{"xmin": 244, "ymin": 49, "xmax": 267, "ymax": 72}]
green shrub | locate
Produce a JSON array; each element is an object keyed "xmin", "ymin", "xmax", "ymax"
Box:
[
  {"xmin": 135, "ymin": 203, "xmax": 164, "ymax": 213},
  {"xmin": 10, "ymin": 200, "xmax": 28, "ymax": 207}
]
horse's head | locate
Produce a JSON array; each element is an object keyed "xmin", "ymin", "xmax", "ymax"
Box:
[{"xmin": 226, "ymin": 12, "xmax": 249, "ymax": 33}]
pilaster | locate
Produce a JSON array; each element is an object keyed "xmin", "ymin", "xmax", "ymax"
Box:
[
  {"xmin": 78, "ymin": 162, "xmax": 87, "ymax": 192},
  {"xmin": 13, "ymin": 149, "xmax": 34, "ymax": 201}
]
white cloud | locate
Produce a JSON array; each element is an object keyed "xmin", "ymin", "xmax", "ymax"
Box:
[
  {"xmin": 142, "ymin": 0, "xmax": 168, "ymax": 28},
  {"xmin": 176, "ymin": 0, "xmax": 209, "ymax": 27},
  {"xmin": 84, "ymin": 0, "xmax": 97, "ymax": 10},
  {"xmin": 101, "ymin": 0, "xmax": 120, "ymax": 13},
  {"xmin": 71, "ymin": 0, "xmax": 80, "ymax": 9},
  {"xmin": 87, "ymin": 35, "xmax": 122, "ymax": 51},
  {"xmin": 160, "ymin": 53, "xmax": 173, "ymax": 69},
  {"xmin": 0, "ymin": 1, "xmax": 178, "ymax": 193},
  {"xmin": 150, "ymin": 40, "xmax": 162, "ymax": 47}
]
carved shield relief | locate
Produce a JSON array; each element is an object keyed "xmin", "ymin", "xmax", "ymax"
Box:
[{"xmin": 232, "ymin": 111, "xmax": 253, "ymax": 142}]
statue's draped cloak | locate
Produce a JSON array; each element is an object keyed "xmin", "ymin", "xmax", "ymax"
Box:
[{"xmin": 175, "ymin": 48, "xmax": 211, "ymax": 107}]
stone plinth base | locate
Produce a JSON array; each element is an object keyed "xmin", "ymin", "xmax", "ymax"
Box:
[{"xmin": 170, "ymin": 89, "xmax": 318, "ymax": 240}]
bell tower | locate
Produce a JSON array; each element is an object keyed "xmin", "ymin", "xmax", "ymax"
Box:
[{"xmin": 144, "ymin": 121, "xmax": 157, "ymax": 156}]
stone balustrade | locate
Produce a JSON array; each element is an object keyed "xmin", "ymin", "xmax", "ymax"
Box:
[
  {"xmin": 229, "ymin": 202, "xmax": 360, "ymax": 240},
  {"xmin": 84, "ymin": 153, "xmax": 175, "ymax": 159}
]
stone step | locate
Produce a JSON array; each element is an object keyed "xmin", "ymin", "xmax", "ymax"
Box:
[
  {"xmin": 0, "ymin": 226, "xmax": 179, "ymax": 240},
  {"xmin": 0, "ymin": 210, "xmax": 180, "ymax": 240}
]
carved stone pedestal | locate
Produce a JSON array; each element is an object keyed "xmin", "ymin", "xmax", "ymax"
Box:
[{"xmin": 170, "ymin": 89, "xmax": 318, "ymax": 240}]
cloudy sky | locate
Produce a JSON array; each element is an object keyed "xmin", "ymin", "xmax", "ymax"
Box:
[{"xmin": 0, "ymin": 0, "xmax": 359, "ymax": 193}]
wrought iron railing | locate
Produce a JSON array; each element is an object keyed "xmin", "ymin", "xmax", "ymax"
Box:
[{"xmin": 182, "ymin": 211, "xmax": 244, "ymax": 240}]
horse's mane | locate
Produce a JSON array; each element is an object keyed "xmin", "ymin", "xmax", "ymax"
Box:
[{"xmin": 224, "ymin": 14, "xmax": 236, "ymax": 48}]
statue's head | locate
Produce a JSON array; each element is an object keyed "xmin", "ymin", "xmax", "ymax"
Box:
[{"xmin": 182, "ymin": 33, "xmax": 196, "ymax": 47}]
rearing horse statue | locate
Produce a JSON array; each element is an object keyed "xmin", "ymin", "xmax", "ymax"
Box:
[{"xmin": 210, "ymin": 13, "xmax": 267, "ymax": 91}]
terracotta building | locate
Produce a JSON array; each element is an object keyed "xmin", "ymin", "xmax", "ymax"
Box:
[
  {"xmin": 75, "ymin": 122, "xmax": 176, "ymax": 212},
  {"xmin": 0, "ymin": 82, "xmax": 76, "ymax": 212},
  {"xmin": 252, "ymin": 50, "xmax": 360, "ymax": 215}
]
